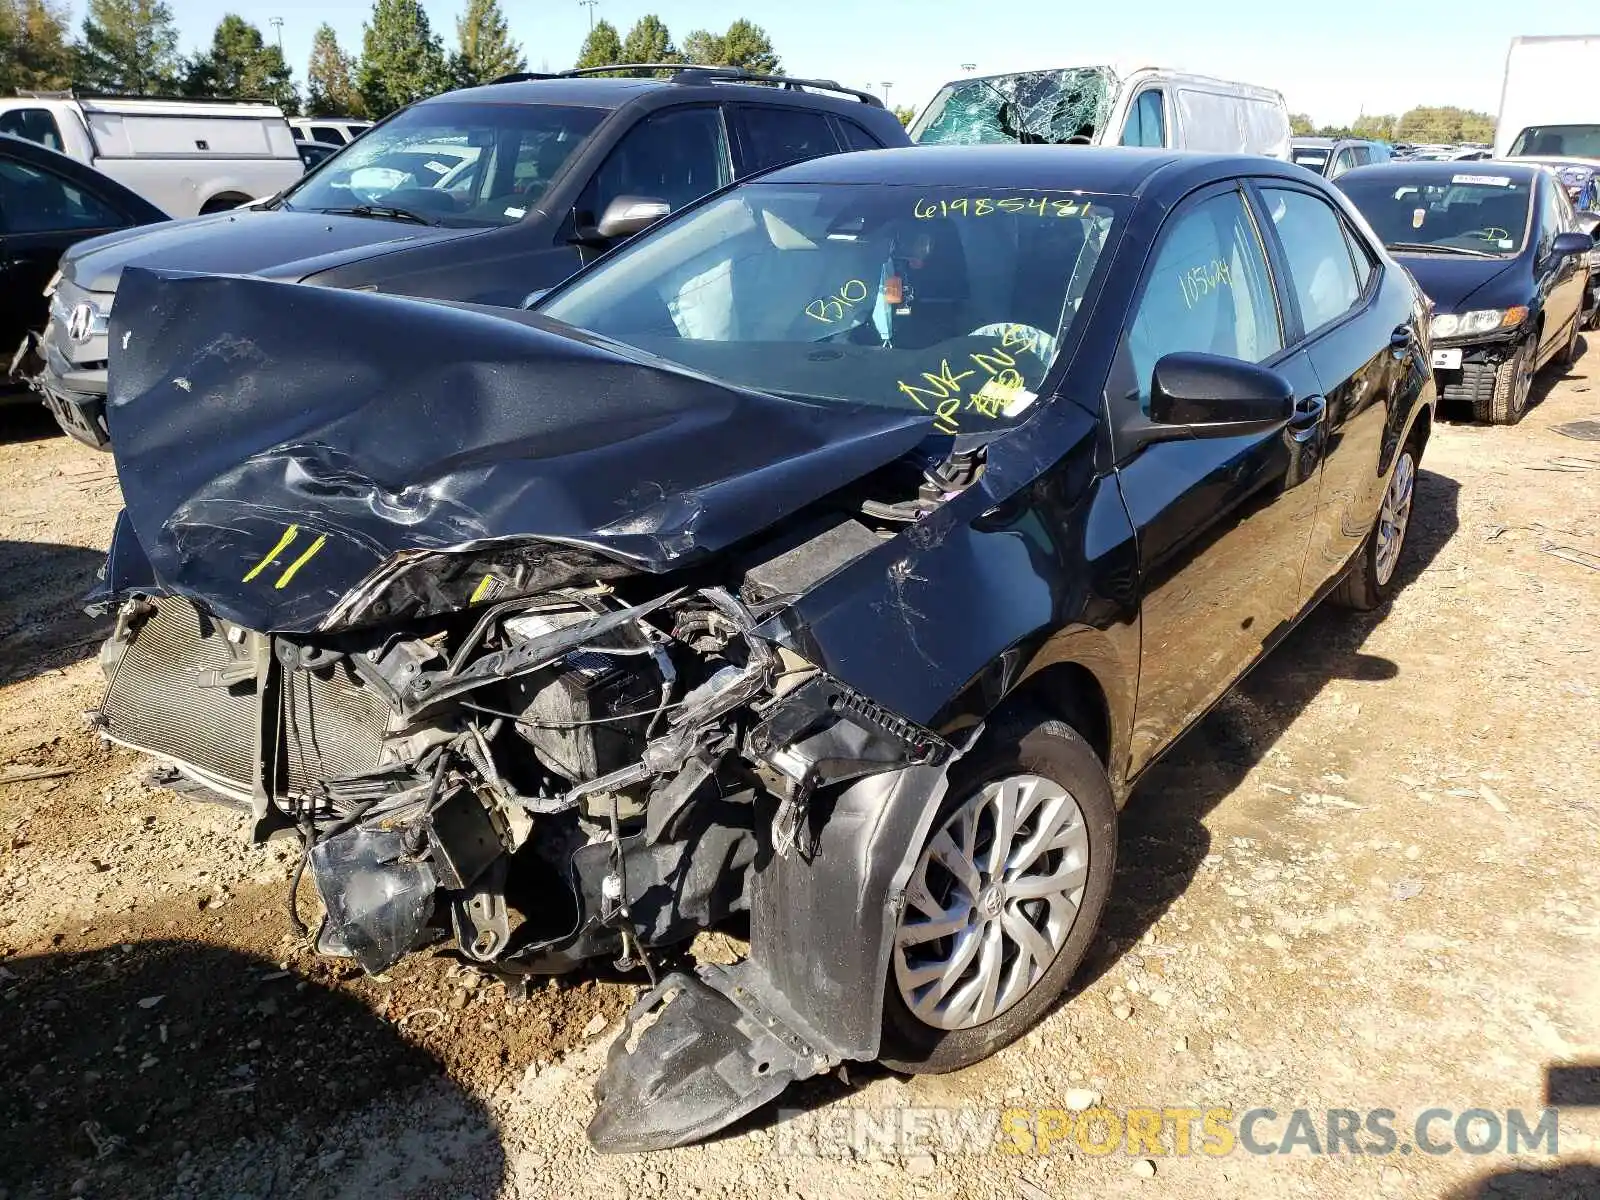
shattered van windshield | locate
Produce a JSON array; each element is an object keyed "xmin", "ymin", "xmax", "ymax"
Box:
[
  {"xmin": 909, "ymin": 68, "xmax": 1116, "ymax": 146},
  {"xmin": 540, "ymin": 182, "xmax": 1126, "ymax": 437}
]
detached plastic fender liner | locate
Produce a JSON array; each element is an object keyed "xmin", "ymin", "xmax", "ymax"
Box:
[{"xmin": 745, "ymin": 731, "xmax": 977, "ymax": 1062}]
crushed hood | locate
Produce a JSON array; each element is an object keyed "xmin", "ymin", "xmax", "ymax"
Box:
[
  {"xmin": 63, "ymin": 209, "xmax": 477, "ymax": 294},
  {"xmin": 105, "ymin": 269, "xmax": 934, "ymax": 635}
]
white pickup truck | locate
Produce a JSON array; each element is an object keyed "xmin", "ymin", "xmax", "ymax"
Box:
[{"xmin": 0, "ymin": 94, "xmax": 303, "ymax": 217}]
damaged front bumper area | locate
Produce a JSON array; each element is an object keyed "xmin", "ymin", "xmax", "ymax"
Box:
[{"xmin": 92, "ymin": 578, "xmax": 958, "ymax": 1149}]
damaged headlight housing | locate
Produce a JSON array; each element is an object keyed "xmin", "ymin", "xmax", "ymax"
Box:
[{"xmin": 1430, "ymin": 307, "xmax": 1527, "ymax": 339}]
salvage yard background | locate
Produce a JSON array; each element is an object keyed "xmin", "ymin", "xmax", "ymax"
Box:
[{"xmin": 3, "ymin": 347, "xmax": 1599, "ymax": 1200}]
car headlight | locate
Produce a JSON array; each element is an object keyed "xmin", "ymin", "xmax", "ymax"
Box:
[{"xmin": 1430, "ymin": 307, "xmax": 1527, "ymax": 339}]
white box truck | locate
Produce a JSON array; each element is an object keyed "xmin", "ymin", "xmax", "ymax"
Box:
[
  {"xmin": 0, "ymin": 93, "xmax": 304, "ymax": 216},
  {"xmin": 1494, "ymin": 35, "xmax": 1600, "ymax": 160}
]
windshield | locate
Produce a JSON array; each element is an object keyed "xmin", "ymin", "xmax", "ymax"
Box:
[
  {"xmin": 1292, "ymin": 148, "xmax": 1331, "ymax": 171},
  {"xmin": 909, "ymin": 68, "xmax": 1116, "ymax": 146},
  {"xmin": 540, "ymin": 183, "xmax": 1126, "ymax": 436},
  {"xmin": 1510, "ymin": 124, "xmax": 1600, "ymax": 159},
  {"xmin": 283, "ymin": 101, "xmax": 604, "ymax": 227},
  {"xmin": 1337, "ymin": 172, "xmax": 1533, "ymax": 255}
]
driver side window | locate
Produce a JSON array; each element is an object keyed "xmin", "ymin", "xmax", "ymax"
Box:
[
  {"xmin": 577, "ymin": 107, "xmax": 732, "ymax": 231},
  {"xmin": 1121, "ymin": 189, "xmax": 1283, "ymax": 412}
]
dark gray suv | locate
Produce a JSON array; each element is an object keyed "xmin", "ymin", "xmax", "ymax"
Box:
[{"xmin": 26, "ymin": 65, "xmax": 907, "ymax": 448}]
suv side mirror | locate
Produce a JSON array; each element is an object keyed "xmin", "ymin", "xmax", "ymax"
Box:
[
  {"xmin": 595, "ymin": 195, "xmax": 670, "ymax": 241},
  {"xmin": 1552, "ymin": 230, "xmax": 1595, "ymax": 258},
  {"xmin": 1150, "ymin": 352, "xmax": 1295, "ymax": 432}
]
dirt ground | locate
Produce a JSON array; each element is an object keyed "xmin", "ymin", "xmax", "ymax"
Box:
[{"xmin": 2, "ymin": 342, "xmax": 1598, "ymax": 1200}]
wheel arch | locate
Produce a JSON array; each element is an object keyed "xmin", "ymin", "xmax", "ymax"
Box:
[{"xmin": 199, "ymin": 191, "xmax": 251, "ymax": 214}]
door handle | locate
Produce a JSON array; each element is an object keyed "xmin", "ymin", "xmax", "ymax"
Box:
[
  {"xmin": 1390, "ymin": 324, "xmax": 1413, "ymax": 351},
  {"xmin": 1289, "ymin": 395, "xmax": 1325, "ymax": 441}
]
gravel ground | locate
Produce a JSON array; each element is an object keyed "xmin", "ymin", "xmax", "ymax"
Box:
[{"xmin": 2, "ymin": 342, "xmax": 1598, "ymax": 1199}]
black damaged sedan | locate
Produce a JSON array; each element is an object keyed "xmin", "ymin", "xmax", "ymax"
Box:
[
  {"xmin": 91, "ymin": 146, "xmax": 1433, "ymax": 1151},
  {"xmin": 1337, "ymin": 160, "xmax": 1592, "ymax": 424}
]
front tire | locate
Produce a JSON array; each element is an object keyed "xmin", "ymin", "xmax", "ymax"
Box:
[
  {"xmin": 1334, "ymin": 441, "xmax": 1418, "ymax": 611},
  {"xmin": 1475, "ymin": 337, "xmax": 1533, "ymax": 425},
  {"xmin": 879, "ymin": 715, "xmax": 1116, "ymax": 1074}
]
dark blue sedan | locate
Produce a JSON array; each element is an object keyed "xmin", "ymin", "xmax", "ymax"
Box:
[{"xmin": 1338, "ymin": 160, "xmax": 1593, "ymax": 424}]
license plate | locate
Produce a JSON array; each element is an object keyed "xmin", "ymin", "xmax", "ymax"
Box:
[{"xmin": 1432, "ymin": 348, "xmax": 1462, "ymax": 370}]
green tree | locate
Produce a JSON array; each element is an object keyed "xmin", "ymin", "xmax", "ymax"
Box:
[
  {"xmin": 454, "ymin": 0, "xmax": 523, "ymax": 86},
  {"xmin": 680, "ymin": 28, "xmax": 723, "ymax": 65},
  {"xmin": 893, "ymin": 104, "xmax": 915, "ymax": 127},
  {"xmin": 1351, "ymin": 114, "xmax": 1396, "ymax": 142},
  {"xmin": 358, "ymin": 0, "xmax": 448, "ymax": 117},
  {"xmin": 185, "ymin": 14, "xmax": 298, "ymax": 113},
  {"xmin": 1289, "ymin": 112, "xmax": 1315, "ymax": 137},
  {"xmin": 619, "ymin": 14, "xmax": 676, "ymax": 70},
  {"xmin": 573, "ymin": 18, "xmax": 622, "ymax": 73},
  {"xmin": 1394, "ymin": 105, "xmax": 1495, "ymax": 145},
  {"xmin": 306, "ymin": 23, "xmax": 365, "ymax": 117},
  {"xmin": 75, "ymin": 0, "xmax": 182, "ymax": 94},
  {"xmin": 717, "ymin": 19, "xmax": 778, "ymax": 73},
  {"xmin": 0, "ymin": 0, "xmax": 74, "ymax": 92}
]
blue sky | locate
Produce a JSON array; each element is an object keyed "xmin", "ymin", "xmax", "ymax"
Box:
[{"xmin": 141, "ymin": 1, "xmax": 1581, "ymax": 126}]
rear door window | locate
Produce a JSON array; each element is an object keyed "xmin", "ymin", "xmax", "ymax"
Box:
[
  {"xmin": 1260, "ymin": 187, "xmax": 1361, "ymax": 333},
  {"xmin": 310, "ymin": 125, "xmax": 346, "ymax": 145},
  {"xmin": 835, "ymin": 119, "xmax": 885, "ymax": 152},
  {"xmin": 1119, "ymin": 90, "xmax": 1166, "ymax": 148},
  {"xmin": 733, "ymin": 106, "xmax": 840, "ymax": 173},
  {"xmin": 0, "ymin": 108, "xmax": 65, "ymax": 152}
]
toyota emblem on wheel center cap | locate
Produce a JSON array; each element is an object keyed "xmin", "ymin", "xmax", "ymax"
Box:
[
  {"xmin": 66, "ymin": 302, "xmax": 97, "ymax": 344},
  {"xmin": 979, "ymin": 883, "xmax": 1005, "ymax": 918}
]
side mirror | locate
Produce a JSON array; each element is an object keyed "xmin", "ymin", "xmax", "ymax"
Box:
[
  {"xmin": 1150, "ymin": 352, "xmax": 1295, "ymax": 432},
  {"xmin": 1552, "ymin": 230, "xmax": 1595, "ymax": 258},
  {"xmin": 594, "ymin": 195, "xmax": 670, "ymax": 241}
]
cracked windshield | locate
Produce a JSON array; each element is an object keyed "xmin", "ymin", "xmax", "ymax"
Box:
[
  {"xmin": 541, "ymin": 183, "xmax": 1125, "ymax": 436},
  {"xmin": 281, "ymin": 101, "xmax": 603, "ymax": 227},
  {"xmin": 909, "ymin": 67, "xmax": 1117, "ymax": 145}
]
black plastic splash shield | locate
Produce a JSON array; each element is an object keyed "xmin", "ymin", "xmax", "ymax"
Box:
[
  {"xmin": 105, "ymin": 269, "xmax": 935, "ymax": 634},
  {"xmin": 588, "ymin": 967, "xmax": 824, "ymax": 1153}
]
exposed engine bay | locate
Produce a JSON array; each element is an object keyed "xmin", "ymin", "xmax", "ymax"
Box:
[{"xmin": 95, "ymin": 550, "xmax": 953, "ymax": 979}]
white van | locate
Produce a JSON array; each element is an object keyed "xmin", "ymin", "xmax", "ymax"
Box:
[
  {"xmin": 0, "ymin": 94, "xmax": 303, "ymax": 217},
  {"xmin": 287, "ymin": 117, "xmax": 373, "ymax": 146},
  {"xmin": 910, "ymin": 66, "xmax": 1292, "ymax": 159},
  {"xmin": 1494, "ymin": 35, "xmax": 1600, "ymax": 161}
]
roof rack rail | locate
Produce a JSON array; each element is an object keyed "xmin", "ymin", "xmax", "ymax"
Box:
[
  {"xmin": 668, "ymin": 66, "xmax": 883, "ymax": 106},
  {"xmin": 486, "ymin": 63, "xmax": 885, "ymax": 106}
]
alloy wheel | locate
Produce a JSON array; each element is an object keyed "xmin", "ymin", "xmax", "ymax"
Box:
[
  {"xmin": 893, "ymin": 774, "xmax": 1090, "ymax": 1031},
  {"xmin": 1374, "ymin": 450, "xmax": 1416, "ymax": 587}
]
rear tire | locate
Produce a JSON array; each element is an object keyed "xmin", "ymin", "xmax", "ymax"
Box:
[
  {"xmin": 879, "ymin": 714, "xmax": 1116, "ymax": 1075},
  {"xmin": 1334, "ymin": 441, "xmax": 1418, "ymax": 611},
  {"xmin": 1473, "ymin": 337, "xmax": 1533, "ymax": 425}
]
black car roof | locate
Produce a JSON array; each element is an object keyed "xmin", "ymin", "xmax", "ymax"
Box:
[
  {"xmin": 0, "ymin": 132, "xmax": 169, "ymax": 220},
  {"xmin": 1338, "ymin": 159, "xmax": 1544, "ymax": 185},
  {"xmin": 432, "ymin": 75, "xmax": 889, "ymax": 121},
  {"xmin": 762, "ymin": 145, "xmax": 1300, "ymax": 196}
]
